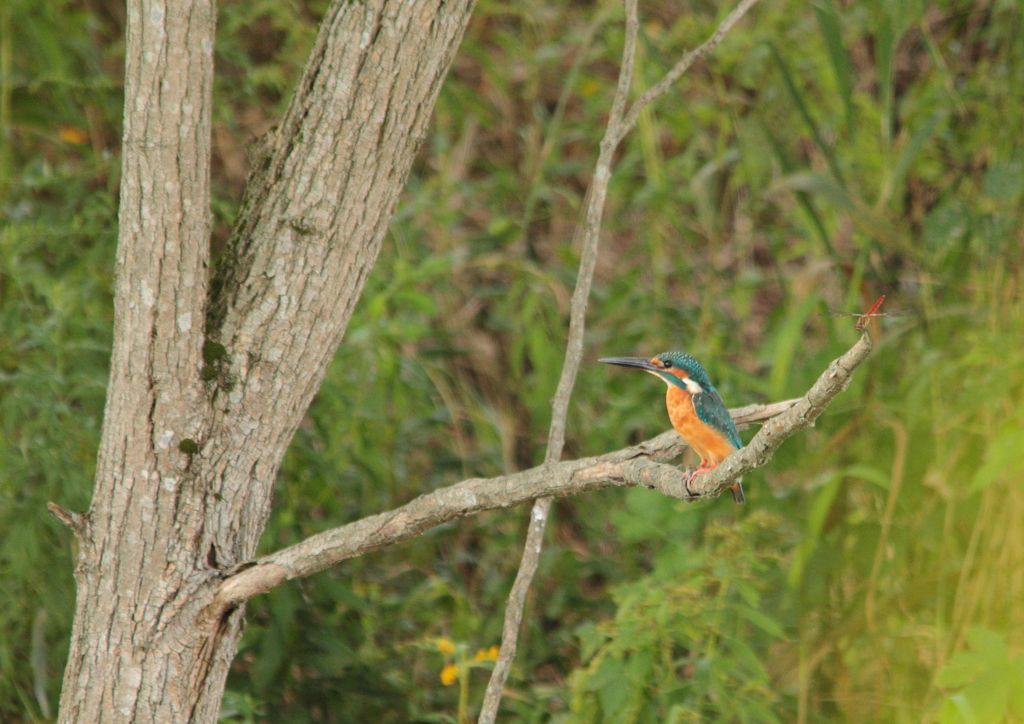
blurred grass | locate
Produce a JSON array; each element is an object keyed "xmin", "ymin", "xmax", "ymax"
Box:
[{"xmin": 3, "ymin": 0, "xmax": 1024, "ymax": 722}]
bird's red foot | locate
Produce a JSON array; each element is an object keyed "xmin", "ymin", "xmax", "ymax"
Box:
[
  {"xmin": 683, "ymin": 462, "xmax": 744, "ymax": 504},
  {"xmin": 691, "ymin": 461, "xmax": 717, "ymax": 476},
  {"xmin": 683, "ymin": 462, "xmax": 714, "ymax": 498}
]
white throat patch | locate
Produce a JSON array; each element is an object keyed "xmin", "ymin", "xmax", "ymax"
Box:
[
  {"xmin": 681, "ymin": 377, "xmax": 704, "ymax": 395},
  {"xmin": 648, "ymin": 369, "xmax": 704, "ymax": 395}
]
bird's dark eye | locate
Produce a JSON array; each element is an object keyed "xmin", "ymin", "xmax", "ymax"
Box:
[{"xmin": 662, "ymin": 359, "xmax": 673, "ymax": 369}]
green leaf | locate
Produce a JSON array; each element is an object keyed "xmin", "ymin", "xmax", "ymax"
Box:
[
  {"xmin": 767, "ymin": 42, "xmax": 846, "ymax": 188},
  {"xmin": 591, "ymin": 656, "xmax": 634, "ymax": 719},
  {"xmin": 585, "ymin": 655, "xmax": 624, "ymax": 693},
  {"xmin": 1009, "ymin": 655, "xmax": 1024, "ymax": 717},
  {"xmin": 734, "ymin": 603, "xmax": 788, "ymax": 640},
  {"xmin": 983, "ymin": 160, "xmax": 1024, "ymax": 201},
  {"xmin": 842, "ymin": 464, "xmax": 890, "ymax": 489},
  {"xmin": 942, "ymin": 694, "xmax": 980, "ymax": 724},
  {"xmin": 924, "ymin": 200, "xmax": 971, "ymax": 250},
  {"xmin": 963, "ymin": 627, "xmax": 1010, "ymax": 663},
  {"xmin": 960, "ymin": 667, "xmax": 1010, "ymax": 724},
  {"xmin": 775, "ymin": 172, "xmax": 856, "ymax": 212},
  {"xmin": 969, "ymin": 425, "xmax": 1024, "ymax": 493},
  {"xmin": 875, "ymin": 11, "xmax": 896, "ymax": 150},
  {"xmin": 936, "ymin": 651, "xmax": 989, "ymax": 688},
  {"xmin": 760, "ymin": 122, "xmax": 835, "ymax": 257},
  {"xmin": 769, "ymin": 294, "xmax": 825, "ymax": 400},
  {"xmin": 813, "ymin": 0, "xmax": 855, "ymax": 137},
  {"xmin": 938, "ymin": 629, "xmax": 1015, "ymax": 724},
  {"xmin": 788, "ymin": 472, "xmax": 843, "ymax": 589},
  {"xmin": 881, "ymin": 107, "xmax": 946, "ymax": 205},
  {"xmin": 723, "ymin": 635, "xmax": 771, "ymax": 679}
]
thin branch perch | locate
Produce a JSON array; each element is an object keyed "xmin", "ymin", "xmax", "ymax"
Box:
[{"xmin": 206, "ymin": 331, "xmax": 870, "ymax": 618}]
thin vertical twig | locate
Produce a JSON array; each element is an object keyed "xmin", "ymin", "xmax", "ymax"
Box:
[
  {"xmin": 477, "ymin": 1, "xmax": 761, "ymax": 720},
  {"xmin": 476, "ymin": 2, "xmax": 640, "ymax": 720},
  {"xmin": 616, "ymin": 0, "xmax": 762, "ymax": 142}
]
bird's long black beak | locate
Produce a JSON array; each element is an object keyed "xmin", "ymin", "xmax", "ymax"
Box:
[{"xmin": 599, "ymin": 356, "xmax": 659, "ymax": 372}]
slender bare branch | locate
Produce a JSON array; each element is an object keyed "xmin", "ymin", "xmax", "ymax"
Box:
[
  {"xmin": 545, "ymin": 0, "xmax": 639, "ymax": 465},
  {"xmin": 46, "ymin": 502, "xmax": 88, "ymax": 539},
  {"xmin": 477, "ymin": 0, "xmax": 641, "ymax": 718},
  {"xmin": 617, "ymin": 0, "xmax": 762, "ymax": 142},
  {"xmin": 205, "ymin": 399, "xmax": 779, "ymax": 614},
  {"xmin": 206, "ymin": 326, "xmax": 872, "ymax": 619}
]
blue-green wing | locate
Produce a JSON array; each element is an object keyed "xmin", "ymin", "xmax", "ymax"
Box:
[{"xmin": 692, "ymin": 389, "xmax": 742, "ymax": 449}]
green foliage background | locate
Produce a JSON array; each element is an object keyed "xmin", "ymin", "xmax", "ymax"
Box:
[{"xmin": 2, "ymin": 0, "xmax": 1024, "ymax": 722}]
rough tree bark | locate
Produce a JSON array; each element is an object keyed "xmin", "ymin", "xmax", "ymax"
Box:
[{"xmin": 54, "ymin": 0, "xmax": 477, "ymax": 720}]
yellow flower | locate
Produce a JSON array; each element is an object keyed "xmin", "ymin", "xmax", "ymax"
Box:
[
  {"xmin": 58, "ymin": 125, "xmax": 90, "ymax": 145},
  {"xmin": 440, "ymin": 663, "xmax": 459, "ymax": 686},
  {"xmin": 436, "ymin": 637, "xmax": 456, "ymax": 654},
  {"xmin": 474, "ymin": 646, "xmax": 500, "ymax": 662}
]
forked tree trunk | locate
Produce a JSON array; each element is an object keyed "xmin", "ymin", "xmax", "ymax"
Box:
[{"xmin": 55, "ymin": 0, "xmax": 476, "ymax": 720}]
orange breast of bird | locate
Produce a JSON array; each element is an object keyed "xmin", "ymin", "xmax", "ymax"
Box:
[{"xmin": 665, "ymin": 386, "xmax": 737, "ymax": 465}]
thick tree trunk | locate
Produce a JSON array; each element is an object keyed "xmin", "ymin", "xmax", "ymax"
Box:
[{"xmin": 56, "ymin": 0, "xmax": 476, "ymax": 720}]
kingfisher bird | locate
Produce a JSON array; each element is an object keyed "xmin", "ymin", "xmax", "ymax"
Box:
[{"xmin": 600, "ymin": 352, "xmax": 745, "ymax": 504}]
